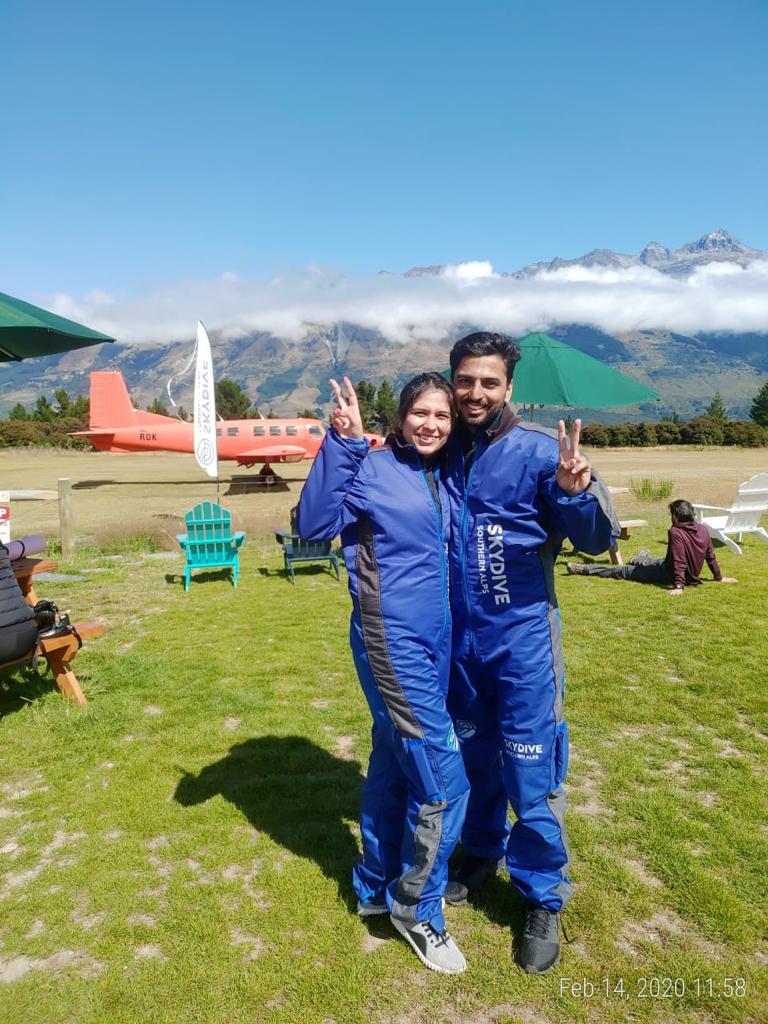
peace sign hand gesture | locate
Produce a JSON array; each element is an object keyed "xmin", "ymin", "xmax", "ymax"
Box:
[
  {"xmin": 330, "ymin": 376, "xmax": 365, "ymax": 440},
  {"xmin": 556, "ymin": 419, "xmax": 592, "ymax": 495}
]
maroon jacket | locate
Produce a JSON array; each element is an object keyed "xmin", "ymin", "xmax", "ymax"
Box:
[{"xmin": 665, "ymin": 521, "xmax": 722, "ymax": 588}]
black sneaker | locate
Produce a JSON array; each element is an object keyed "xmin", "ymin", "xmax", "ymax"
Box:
[
  {"xmin": 448, "ymin": 854, "xmax": 503, "ymax": 901},
  {"xmin": 519, "ymin": 906, "xmax": 560, "ymax": 974}
]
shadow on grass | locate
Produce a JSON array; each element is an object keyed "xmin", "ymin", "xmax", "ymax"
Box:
[
  {"xmin": 0, "ymin": 666, "xmax": 58, "ymax": 717},
  {"xmin": 175, "ymin": 735, "xmax": 363, "ymax": 907},
  {"xmin": 163, "ymin": 570, "xmax": 237, "ymax": 589},
  {"xmin": 257, "ymin": 565, "xmax": 341, "ymax": 584}
]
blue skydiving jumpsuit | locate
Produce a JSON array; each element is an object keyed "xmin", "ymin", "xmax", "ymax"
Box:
[
  {"xmin": 297, "ymin": 428, "xmax": 470, "ymax": 933},
  {"xmin": 443, "ymin": 409, "xmax": 619, "ymax": 912}
]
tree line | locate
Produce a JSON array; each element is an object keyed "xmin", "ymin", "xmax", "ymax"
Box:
[
  {"xmin": 580, "ymin": 389, "xmax": 768, "ymax": 447},
  {"xmin": 2, "ymin": 379, "xmax": 767, "ymax": 450}
]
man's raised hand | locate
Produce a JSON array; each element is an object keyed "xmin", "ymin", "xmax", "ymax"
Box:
[
  {"xmin": 556, "ymin": 419, "xmax": 592, "ymax": 495},
  {"xmin": 330, "ymin": 376, "xmax": 365, "ymax": 440}
]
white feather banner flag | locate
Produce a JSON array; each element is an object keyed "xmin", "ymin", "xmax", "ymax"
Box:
[{"xmin": 193, "ymin": 321, "xmax": 218, "ymax": 478}]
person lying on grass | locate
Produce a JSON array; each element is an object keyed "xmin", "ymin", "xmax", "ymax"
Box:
[{"xmin": 567, "ymin": 499, "xmax": 737, "ymax": 596}]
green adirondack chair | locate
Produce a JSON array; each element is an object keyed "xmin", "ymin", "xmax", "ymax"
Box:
[{"xmin": 176, "ymin": 501, "xmax": 245, "ymax": 591}]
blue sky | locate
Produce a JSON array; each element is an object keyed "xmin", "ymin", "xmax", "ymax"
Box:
[{"xmin": 2, "ymin": 0, "xmax": 767, "ymax": 301}]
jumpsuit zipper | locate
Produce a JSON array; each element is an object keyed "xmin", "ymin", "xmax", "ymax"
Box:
[
  {"xmin": 421, "ymin": 465, "xmax": 450, "ymax": 647},
  {"xmin": 458, "ymin": 437, "xmax": 485, "ymax": 660}
]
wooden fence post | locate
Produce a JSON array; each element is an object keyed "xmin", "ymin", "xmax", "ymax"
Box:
[{"xmin": 58, "ymin": 478, "xmax": 74, "ymax": 559}]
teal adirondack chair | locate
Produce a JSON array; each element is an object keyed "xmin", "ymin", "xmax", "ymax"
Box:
[{"xmin": 176, "ymin": 501, "xmax": 245, "ymax": 591}]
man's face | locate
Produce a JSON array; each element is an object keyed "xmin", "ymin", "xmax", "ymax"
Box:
[{"xmin": 452, "ymin": 354, "xmax": 512, "ymax": 431}]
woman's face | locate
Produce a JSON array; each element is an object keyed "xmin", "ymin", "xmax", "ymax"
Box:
[{"xmin": 401, "ymin": 388, "xmax": 453, "ymax": 457}]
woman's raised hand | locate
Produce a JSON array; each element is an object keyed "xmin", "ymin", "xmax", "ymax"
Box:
[{"xmin": 330, "ymin": 376, "xmax": 365, "ymax": 440}]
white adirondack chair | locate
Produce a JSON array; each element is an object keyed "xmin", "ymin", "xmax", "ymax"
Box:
[{"xmin": 692, "ymin": 473, "xmax": 768, "ymax": 555}]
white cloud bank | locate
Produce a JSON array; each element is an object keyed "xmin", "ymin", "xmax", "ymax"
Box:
[{"xmin": 48, "ymin": 259, "xmax": 768, "ymax": 346}]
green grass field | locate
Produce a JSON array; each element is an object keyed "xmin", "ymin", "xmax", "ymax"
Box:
[{"xmin": 1, "ymin": 449, "xmax": 767, "ymax": 1024}]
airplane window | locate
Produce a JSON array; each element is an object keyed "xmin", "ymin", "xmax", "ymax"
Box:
[
  {"xmin": 216, "ymin": 428, "xmax": 222, "ymax": 436},
  {"xmin": 309, "ymin": 426, "xmax": 323, "ymax": 438},
  {"xmin": 286, "ymin": 425, "xmax": 298, "ymax": 436},
  {"xmin": 227, "ymin": 427, "xmax": 239, "ymax": 436},
  {"xmin": 253, "ymin": 426, "xmax": 266, "ymax": 436},
  {"xmin": 269, "ymin": 425, "xmax": 282, "ymax": 436}
]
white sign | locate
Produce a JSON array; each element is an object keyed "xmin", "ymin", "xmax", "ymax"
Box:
[
  {"xmin": 0, "ymin": 491, "xmax": 9, "ymax": 545},
  {"xmin": 193, "ymin": 321, "xmax": 218, "ymax": 478}
]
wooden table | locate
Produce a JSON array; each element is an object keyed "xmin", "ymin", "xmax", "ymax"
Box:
[
  {"xmin": 12, "ymin": 557, "xmax": 60, "ymax": 606},
  {"xmin": 608, "ymin": 519, "xmax": 649, "ymax": 565},
  {"xmin": 7, "ymin": 556, "xmax": 105, "ymax": 704}
]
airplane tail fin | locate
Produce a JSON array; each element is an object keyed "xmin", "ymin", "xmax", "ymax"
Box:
[{"xmin": 89, "ymin": 371, "xmax": 172, "ymax": 428}]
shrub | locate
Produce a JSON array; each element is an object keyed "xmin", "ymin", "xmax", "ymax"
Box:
[
  {"xmin": 655, "ymin": 420, "xmax": 682, "ymax": 445},
  {"xmin": 629, "ymin": 477, "xmax": 674, "ymax": 501},
  {"xmin": 581, "ymin": 422, "xmax": 609, "ymax": 447},
  {"xmin": 680, "ymin": 415, "xmax": 725, "ymax": 446},
  {"xmin": 723, "ymin": 420, "xmax": 768, "ymax": 447},
  {"xmin": 627, "ymin": 422, "xmax": 657, "ymax": 447},
  {"xmin": 606, "ymin": 423, "xmax": 631, "ymax": 446}
]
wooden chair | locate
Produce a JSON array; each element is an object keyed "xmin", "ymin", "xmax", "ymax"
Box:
[
  {"xmin": 693, "ymin": 474, "xmax": 768, "ymax": 555},
  {"xmin": 176, "ymin": 501, "xmax": 245, "ymax": 591},
  {"xmin": 274, "ymin": 531, "xmax": 340, "ymax": 585}
]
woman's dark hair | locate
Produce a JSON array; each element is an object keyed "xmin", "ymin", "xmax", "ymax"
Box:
[
  {"xmin": 396, "ymin": 372, "xmax": 455, "ymax": 428},
  {"xmin": 449, "ymin": 331, "xmax": 521, "ymax": 383},
  {"xmin": 669, "ymin": 499, "xmax": 695, "ymax": 523}
]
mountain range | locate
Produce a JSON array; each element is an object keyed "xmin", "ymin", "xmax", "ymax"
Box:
[{"xmin": 1, "ymin": 230, "xmax": 767, "ymax": 426}]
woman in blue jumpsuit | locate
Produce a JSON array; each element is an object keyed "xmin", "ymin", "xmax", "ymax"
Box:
[{"xmin": 297, "ymin": 373, "xmax": 470, "ymax": 974}]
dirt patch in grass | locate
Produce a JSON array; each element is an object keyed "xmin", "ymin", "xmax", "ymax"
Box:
[
  {"xmin": 127, "ymin": 913, "xmax": 157, "ymax": 927},
  {"xmin": 1, "ymin": 829, "xmax": 85, "ymax": 897},
  {"xmin": 0, "ymin": 948, "xmax": 104, "ymax": 982},
  {"xmin": 334, "ymin": 735, "xmax": 356, "ymax": 761},
  {"xmin": 361, "ymin": 931, "xmax": 389, "ymax": 953},
  {"xmin": 713, "ymin": 737, "xmax": 743, "ymax": 758},
  {"xmin": 569, "ymin": 756, "xmax": 611, "ymax": 817},
  {"xmin": 736, "ymin": 712, "xmax": 768, "ymax": 743},
  {"xmin": 618, "ymin": 908, "xmax": 727, "ymax": 961},
  {"xmin": 230, "ymin": 927, "xmax": 265, "ymax": 960},
  {"xmin": 625, "ymin": 857, "xmax": 665, "ymax": 888},
  {"xmin": 133, "ymin": 943, "xmax": 167, "ymax": 961}
]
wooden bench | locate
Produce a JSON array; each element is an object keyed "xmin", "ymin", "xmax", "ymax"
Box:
[
  {"xmin": 0, "ymin": 622, "xmax": 105, "ymax": 705},
  {"xmin": 570, "ymin": 518, "xmax": 649, "ymax": 566},
  {"xmin": 5, "ymin": 557, "xmax": 106, "ymax": 704},
  {"xmin": 609, "ymin": 519, "xmax": 649, "ymax": 565}
]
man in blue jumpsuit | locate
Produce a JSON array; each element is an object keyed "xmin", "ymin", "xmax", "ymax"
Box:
[{"xmin": 443, "ymin": 332, "xmax": 619, "ymax": 974}]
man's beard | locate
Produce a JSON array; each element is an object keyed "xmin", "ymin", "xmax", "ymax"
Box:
[{"xmin": 459, "ymin": 398, "xmax": 506, "ymax": 432}]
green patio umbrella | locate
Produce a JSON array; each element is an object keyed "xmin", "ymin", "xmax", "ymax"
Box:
[
  {"xmin": 513, "ymin": 332, "xmax": 659, "ymax": 412},
  {"xmin": 0, "ymin": 290, "xmax": 114, "ymax": 361}
]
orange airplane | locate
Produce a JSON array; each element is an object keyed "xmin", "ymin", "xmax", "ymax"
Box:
[{"xmin": 73, "ymin": 371, "xmax": 327, "ymax": 469}]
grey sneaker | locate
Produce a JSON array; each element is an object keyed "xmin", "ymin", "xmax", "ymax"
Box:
[
  {"xmin": 390, "ymin": 915, "xmax": 467, "ymax": 974},
  {"xmin": 356, "ymin": 896, "xmax": 388, "ymax": 917},
  {"xmin": 566, "ymin": 562, "xmax": 587, "ymax": 575},
  {"xmin": 519, "ymin": 906, "xmax": 560, "ymax": 974}
]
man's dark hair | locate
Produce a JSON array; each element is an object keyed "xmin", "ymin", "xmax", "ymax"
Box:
[
  {"xmin": 449, "ymin": 332, "xmax": 521, "ymax": 383},
  {"xmin": 669, "ymin": 499, "xmax": 695, "ymax": 523},
  {"xmin": 396, "ymin": 372, "xmax": 455, "ymax": 428}
]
